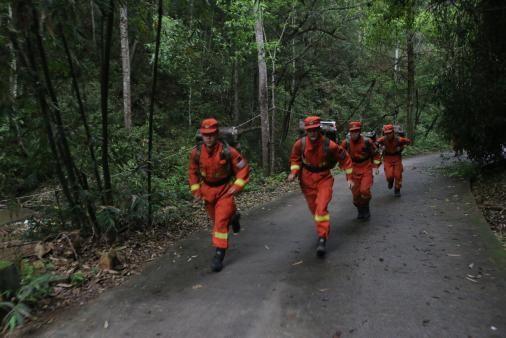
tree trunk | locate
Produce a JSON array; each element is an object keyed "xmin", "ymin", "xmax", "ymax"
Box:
[
  {"xmin": 90, "ymin": 0, "xmax": 96, "ymax": 46},
  {"xmin": 254, "ymin": 1, "xmax": 270, "ymax": 176},
  {"xmin": 100, "ymin": 0, "xmax": 115, "ymax": 205},
  {"xmin": 8, "ymin": 4, "xmax": 17, "ymax": 100},
  {"xmin": 8, "ymin": 20, "xmax": 79, "ymax": 227},
  {"xmin": 148, "ymin": 0, "xmax": 163, "ymax": 227},
  {"xmin": 7, "ymin": 3, "xmax": 29, "ymax": 156},
  {"xmin": 270, "ymin": 63, "xmax": 276, "ymax": 174},
  {"xmin": 188, "ymin": 86, "xmax": 192, "ymax": 128},
  {"xmin": 59, "ymin": 22, "xmax": 104, "ymax": 199},
  {"xmin": 119, "ymin": 4, "xmax": 132, "ymax": 129},
  {"xmin": 233, "ymin": 59, "xmax": 240, "ymax": 125},
  {"xmin": 30, "ymin": 3, "xmax": 85, "ymax": 225},
  {"xmin": 406, "ymin": 0, "xmax": 416, "ymax": 142}
]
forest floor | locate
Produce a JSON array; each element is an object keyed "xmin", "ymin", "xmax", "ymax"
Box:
[{"xmin": 472, "ymin": 162, "xmax": 506, "ymax": 250}]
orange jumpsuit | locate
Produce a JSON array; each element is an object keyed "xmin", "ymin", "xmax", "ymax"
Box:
[
  {"xmin": 290, "ymin": 135, "xmax": 353, "ymax": 238},
  {"xmin": 377, "ymin": 136, "xmax": 411, "ymax": 190},
  {"xmin": 189, "ymin": 141, "xmax": 250, "ymax": 249},
  {"xmin": 341, "ymin": 136, "xmax": 381, "ymax": 207}
]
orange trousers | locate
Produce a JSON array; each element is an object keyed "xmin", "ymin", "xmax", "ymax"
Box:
[
  {"xmin": 300, "ymin": 170, "xmax": 334, "ymax": 239},
  {"xmin": 201, "ymin": 183, "xmax": 236, "ymax": 249},
  {"xmin": 350, "ymin": 162, "xmax": 373, "ymax": 207},
  {"xmin": 383, "ymin": 155, "xmax": 403, "ymax": 189}
]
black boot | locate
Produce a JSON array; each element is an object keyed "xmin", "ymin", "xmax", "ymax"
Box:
[
  {"xmin": 211, "ymin": 248, "xmax": 226, "ymax": 272},
  {"xmin": 356, "ymin": 206, "xmax": 364, "ymax": 219},
  {"xmin": 388, "ymin": 180, "xmax": 394, "ymax": 189},
  {"xmin": 362, "ymin": 204, "xmax": 371, "ymax": 220},
  {"xmin": 316, "ymin": 237, "xmax": 326, "ymax": 258},
  {"xmin": 394, "ymin": 188, "xmax": 401, "ymax": 197},
  {"xmin": 230, "ymin": 213, "xmax": 241, "ymax": 234}
]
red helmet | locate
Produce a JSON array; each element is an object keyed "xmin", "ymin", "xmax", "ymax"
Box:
[
  {"xmin": 304, "ymin": 116, "xmax": 321, "ymax": 130},
  {"xmin": 200, "ymin": 118, "xmax": 219, "ymax": 135},
  {"xmin": 348, "ymin": 121, "xmax": 362, "ymax": 132},
  {"xmin": 383, "ymin": 124, "xmax": 394, "ymax": 134}
]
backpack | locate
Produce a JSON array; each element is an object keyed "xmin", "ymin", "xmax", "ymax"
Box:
[
  {"xmin": 382, "ymin": 136, "xmax": 404, "ymax": 156},
  {"xmin": 393, "ymin": 125, "xmax": 406, "ymax": 137},
  {"xmin": 344, "ymin": 135, "xmax": 373, "ymax": 162},
  {"xmin": 299, "ymin": 135, "xmax": 338, "ymax": 170},
  {"xmin": 193, "ymin": 127, "xmax": 239, "ymax": 176}
]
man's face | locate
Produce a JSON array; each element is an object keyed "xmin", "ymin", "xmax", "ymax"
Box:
[
  {"xmin": 307, "ymin": 128, "xmax": 320, "ymax": 141},
  {"xmin": 385, "ymin": 132, "xmax": 394, "ymax": 140},
  {"xmin": 350, "ymin": 130, "xmax": 360, "ymax": 141},
  {"xmin": 202, "ymin": 133, "xmax": 218, "ymax": 148}
]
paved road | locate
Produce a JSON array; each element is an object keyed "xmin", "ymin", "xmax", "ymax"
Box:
[{"xmin": 31, "ymin": 153, "xmax": 506, "ymax": 338}]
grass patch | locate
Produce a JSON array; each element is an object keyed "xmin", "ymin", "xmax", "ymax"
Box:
[{"xmin": 437, "ymin": 160, "xmax": 480, "ymax": 179}]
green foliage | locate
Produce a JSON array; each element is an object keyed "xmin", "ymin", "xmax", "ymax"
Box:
[
  {"xmin": 70, "ymin": 271, "xmax": 86, "ymax": 286},
  {"xmin": 403, "ymin": 129, "xmax": 449, "ymax": 157},
  {"xmin": 438, "ymin": 160, "xmax": 480, "ymax": 180},
  {"xmin": 433, "ymin": 0, "xmax": 506, "ymax": 163},
  {"xmin": 0, "ymin": 301, "xmax": 31, "ymax": 334},
  {"xmin": 0, "ymin": 261, "xmax": 65, "ymax": 333}
]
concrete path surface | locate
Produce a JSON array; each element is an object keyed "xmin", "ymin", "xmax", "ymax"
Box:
[{"xmin": 30, "ymin": 153, "xmax": 506, "ymax": 338}]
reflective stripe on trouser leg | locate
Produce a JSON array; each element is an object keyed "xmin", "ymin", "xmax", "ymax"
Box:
[
  {"xmin": 212, "ymin": 193, "xmax": 236, "ymax": 249},
  {"xmin": 314, "ymin": 213, "xmax": 330, "ymax": 238}
]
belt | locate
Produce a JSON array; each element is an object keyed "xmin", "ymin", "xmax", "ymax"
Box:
[
  {"xmin": 302, "ymin": 163, "xmax": 331, "ymax": 173},
  {"xmin": 203, "ymin": 177, "xmax": 231, "ymax": 187},
  {"xmin": 352, "ymin": 157, "xmax": 370, "ymax": 163}
]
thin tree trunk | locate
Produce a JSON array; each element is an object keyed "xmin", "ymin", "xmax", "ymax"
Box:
[
  {"xmin": 8, "ymin": 4, "xmax": 17, "ymax": 99},
  {"xmin": 188, "ymin": 86, "xmax": 192, "ymax": 128},
  {"xmin": 7, "ymin": 3, "xmax": 29, "ymax": 156},
  {"xmin": 233, "ymin": 59, "xmax": 240, "ymax": 125},
  {"xmin": 130, "ymin": 38, "xmax": 138, "ymax": 64},
  {"xmin": 101, "ymin": 0, "xmax": 115, "ymax": 205},
  {"xmin": 270, "ymin": 65, "xmax": 276, "ymax": 173},
  {"xmin": 30, "ymin": 3, "xmax": 84, "ymax": 221},
  {"xmin": 59, "ymin": 22, "xmax": 104, "ymax": 198},
  {"xmin": 119, "ymin": 4, "xmax": 132, "ymax": 129},
  {"xmin": 406, "ymin": 0, "xmax": 416, "ymax": 142},
  {"xmin": 282, "ymin": 6, "xmax": 297, "ymax": 143},
  {"xmin": 254, "ymin": 1, "xmax": 270, "ymax": 176},
  {"xmin": 148, "ymin": 0, "xmax": 163, "ymax": 228},
  {"xmin": 9, "ymin": 21, "xmax": 79, "ymax": 226},
  {"xmin": 90, "ymin": 0, "xmax": 96, "ymax": 46}
]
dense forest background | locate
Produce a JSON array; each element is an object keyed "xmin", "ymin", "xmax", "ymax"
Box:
[{"xmin": 0, "ymin": 0, "xmax": 504, "ymax": 237}]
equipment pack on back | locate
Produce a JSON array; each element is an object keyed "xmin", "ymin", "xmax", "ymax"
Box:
[{"xmin": 193, "ymin": 126, "xmax": 240, "ymax": 176}]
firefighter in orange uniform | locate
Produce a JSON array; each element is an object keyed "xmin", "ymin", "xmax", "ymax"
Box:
[
  {"xmin": 341, "ymin": 121, "xmax": 381, "ymax": 220},
  {"xmin": 288, "ymin": 116, "xmax": 353, "ymax": 257},
  {"xmin": 377, "ymin": 124, "xmax": 411, "ymax": 197},
  {"xmin": 188, "ymin": 118, "xmax": 250, "ymax": 272}
]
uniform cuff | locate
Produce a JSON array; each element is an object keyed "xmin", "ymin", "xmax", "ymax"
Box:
[
  {"xmin": 233, "ymin": 178, "xmax": 247, "ymax": 190},
  {"xmin": 190, "ymin": 183, "xmax": 201, "ymax": 193},
  {"xmin": 290, "ymin": 164, "xmax": 300, "ymax": 175}
]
